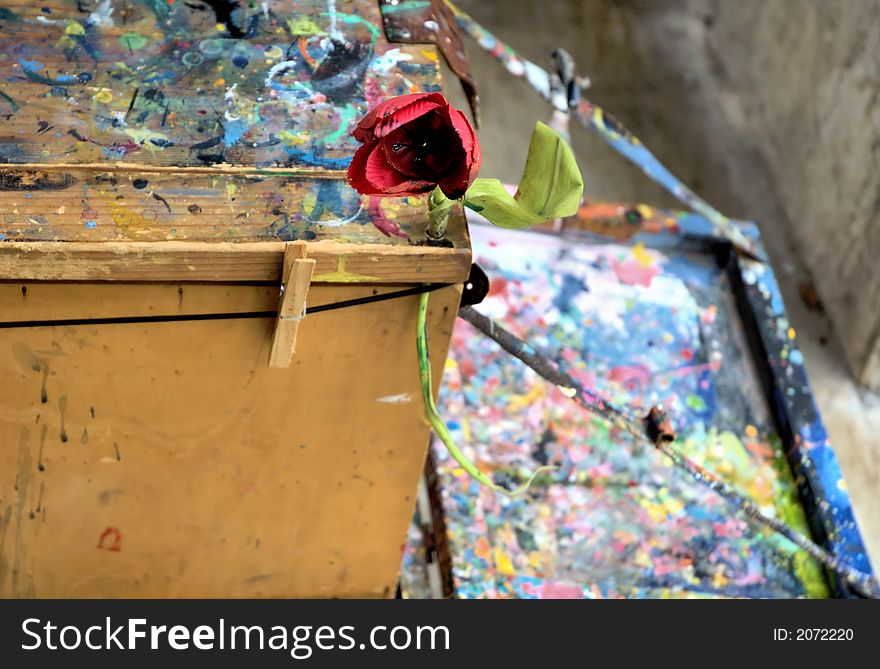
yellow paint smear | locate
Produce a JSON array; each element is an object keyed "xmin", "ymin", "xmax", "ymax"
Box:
[
  {"xmin": 311, "ymin": 256, "xmax": 380, "ymax": 283},
  {"xmin": 494, "ymin": 547, "xmax": 516, "ymax": 577},
  {"xmin": 112, "ymin": 203, "xmax": 155, "ymax": 238},
  {"xmin": 632, "ymin": 242, "xmax": 654, "ymax": 267}
]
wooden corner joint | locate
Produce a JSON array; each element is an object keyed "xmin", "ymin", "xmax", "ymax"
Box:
[{"xmin": 268, "ymin": 241, "xmax": 316, "ymax": 368}]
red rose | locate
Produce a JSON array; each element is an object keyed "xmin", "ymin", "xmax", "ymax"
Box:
[{"xmin": 347, "ymin": 92, "xmax": 481, "ymax": 200}]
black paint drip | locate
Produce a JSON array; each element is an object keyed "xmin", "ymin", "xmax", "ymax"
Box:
[
  {"xmin": 201, "ymin": 0, "xmax": 245, "ymax": 38},
  {"xmin": 39, "ymin": 365, "xmax": 48, "ymax": 404},
  {"xmin": 38, "ymin": 423, "xmax": 47, "ymax": 471},
  {"xmin": 58, "ymin": 395, "xmax": 68, "ymax": 443}
]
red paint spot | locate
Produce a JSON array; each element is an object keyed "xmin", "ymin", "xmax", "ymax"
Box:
[
  {"xmin": 521, "ymin": 580, "xmax": 584, "ymax": 599},
  {"xmin": 459, "ymin": 357, "xmax": 476, "ymax": 377},
  {"xmin": 97, "ymin": 527, "xmax": 122, "ymax": 552},
  {"xmin": 608, "ymin": 364, "xmax": 651, "ymax": 390},
  {"xmin": 680, "ymin": 348, "xmax": 694, "ymax": 361},
  {"xmin": 487, "ymin": 277, "xmax": 508, "ymax": 297},
  {"xmin": 367, "ymin": 197, "xmax": 408, "ymax": 239}
]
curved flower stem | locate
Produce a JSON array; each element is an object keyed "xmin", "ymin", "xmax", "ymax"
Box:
[
  {"xmin": 426, "ymin": 187, "xmax": 457, "ymax": 241},
  {"xmin": 417, "ymin": 292, "xmax": 554, "ymax": 495}
]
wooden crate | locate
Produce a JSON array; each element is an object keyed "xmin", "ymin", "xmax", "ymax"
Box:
[{"xmin": 0, "ymin": 0, "xmax": 470, "ymax": 597}]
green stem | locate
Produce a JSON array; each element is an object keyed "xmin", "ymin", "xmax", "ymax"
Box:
[
  {"xmin": 426, "ymin": 187, "xmax": 456, "ymax": 241},
  {"xmin": 417, "ymin": 292, "xmax": 553, "ymax": 495}
]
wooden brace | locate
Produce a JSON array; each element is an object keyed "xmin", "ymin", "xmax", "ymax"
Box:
[{"xmin": 269, "ymin": 241, "xmax": 315, "ymax": 368}]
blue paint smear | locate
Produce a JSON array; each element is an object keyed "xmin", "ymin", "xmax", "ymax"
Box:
[
  {"xmin": 553, "ymin": 273, "xmax": 589, "ymax": 314},
  {"xmin": 662, "ymin": 253, "xmax": 721, "ymax": 287},
  {"xmin": 223, "ymin": 118, "xmax": 248, "ymax": 148},
  {"xmin": 18, "ymin": 58, "xmax": 44, "ymax": 71},
  {"xmin": 142, "ymin": 70, "xmax": 178, "ymax": 83},
  {"xmin": 756, "ymin": 267, "xmax": 786, "ymax": 314},
  {"xmin": 280, "ymin": 148, "xmax": 352, "ymax": 170}
]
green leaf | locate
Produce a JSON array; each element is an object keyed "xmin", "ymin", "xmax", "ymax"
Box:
[{"xmin": 464, "ymin": 122, "xmax": 583, "ymax": 229}]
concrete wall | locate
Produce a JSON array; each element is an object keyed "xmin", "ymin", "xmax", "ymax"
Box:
[
  {"xmin": 451, "ymin": 0, "xmax": 880, "ymax": 388},
  {"xmin": 704, "ymin": 0, "xmax": 880, "ymax": 388}
]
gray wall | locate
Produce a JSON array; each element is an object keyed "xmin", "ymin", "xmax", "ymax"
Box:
[{"xmin": 451, "ymin": 0, "xmax": 880, "ymax": 388}]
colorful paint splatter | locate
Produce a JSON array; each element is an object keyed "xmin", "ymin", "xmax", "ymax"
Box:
[
  {"xmin": 0, "ymin": 0, "xmax": 447, "ymax": 243},
  {"xmin": 405, "ymin": 218, "xmax": 870, "ymax": 599}
]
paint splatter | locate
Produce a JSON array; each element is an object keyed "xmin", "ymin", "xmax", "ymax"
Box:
[{"xmin": 422, "ymin": 224, "xmax": 832, "ymax": 599}]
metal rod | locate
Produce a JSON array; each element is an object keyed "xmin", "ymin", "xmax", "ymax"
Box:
[{"xmin": 443, "ymin": 0, "xmax": 761, "ymax": 260}]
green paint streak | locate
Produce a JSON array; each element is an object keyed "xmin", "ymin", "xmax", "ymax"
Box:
[
  {"xmin": 0, "ymin": 90, "xmax": 19, "ymax": 112},
  {"xmin": 324, "ymin": 104, "xmax": 357, "ymax": 144},
  {"xmin": 766, "ymin": 433, "xmax": 830, "ymax": 597},
  {"xmin": 287, "ymin": 17, "xmax": 327, "ymax": 36},
  {"xmin": 379, "ymin": 0, "xmax": 432, "ymax": 13},
  {"xmin": 337, "ymin": 13, "xmax": 381, "ymax": 42},
  {"xmin": 685, "ymin": 394, "xmax": 706, "ymax": 411},
  {"xmin": 120, "ymin": 32, "xmax": 149, "ymax": 51}
]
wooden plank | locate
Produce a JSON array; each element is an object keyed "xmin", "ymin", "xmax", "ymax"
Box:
[
  {"xmin": 0, "ymin": 0, "xmax": 440, "ymax": 170},
  {"xmin": 0, "ymin": 1, "xmax": 455, "ymax": 249},
  {"xmin": 0, "ymin": 232, "xmax": 472, "ymax": 283},
  {"xmin": 0, "ymin": 282, "xmax": 281, "ymax": 321},
  {"xmin": 0, "ymin": 168, "xmax": 455, "ymax": 245}
]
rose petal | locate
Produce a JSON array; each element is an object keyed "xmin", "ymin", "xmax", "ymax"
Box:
[
  {"xmin": 449, "ymin": 108, "xmax": 481, "ymax": 183},
  {"xmin": 381, "ymin": 179, "xmax": 436, "ymax": 196},
  {"xmin": 373, "ymin": 95, "xmax": 446, "ymax": 139},
  {"xmin": 353, "ymin": 94, "xmax": 431, "ymax": 141},
  {"xmin": 448, "ymin": 107, "xmax": 476, "ymax": 156},
  {"xmin": 437, "ymin": 148, "xmax": 471, "ymax": 200},
  {"xmin": 346, "ymin": 142, "xmax": 378, "ymax": 195},
  {"xmin": 365, "ymin": 142, "xmax": 410, "ymax": 190},
  {"xmin": 364, "ymin": 142, "xmax": 435, "ymax": 196},
  {"xmin": 353, "ymin": 92, "xmax": 447, "ymax": 142},
  {"xmin": 436, "ymin": 109, "xmax": 481, "ymax": 199}
]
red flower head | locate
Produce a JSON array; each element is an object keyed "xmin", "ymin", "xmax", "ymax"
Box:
[{"xmin": 347, "ymin": 92, "xmax": 481, "ymax": 200}]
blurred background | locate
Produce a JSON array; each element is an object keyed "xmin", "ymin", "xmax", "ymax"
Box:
[{"xmin": 443, "ymin": 0, "xmax": 880, "ymax": 566}]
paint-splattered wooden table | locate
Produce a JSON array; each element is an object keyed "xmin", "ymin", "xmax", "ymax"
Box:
[{"xmin": 0, "ymin": 0, "xmax": 470, "ymax": 597}]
